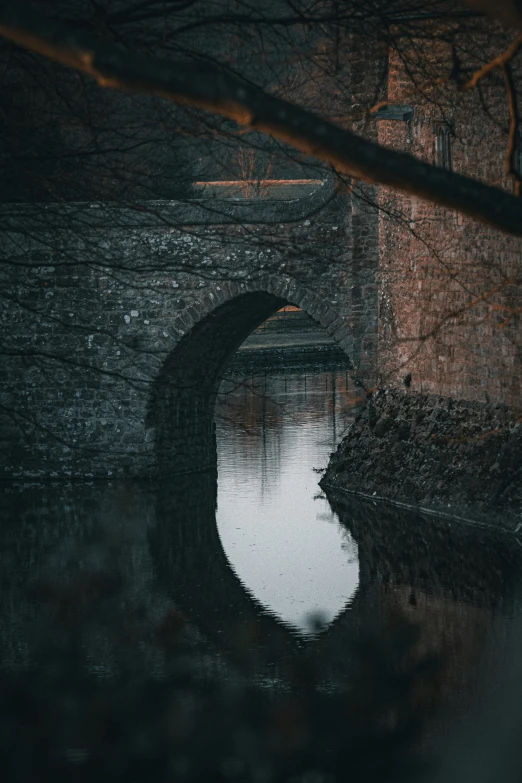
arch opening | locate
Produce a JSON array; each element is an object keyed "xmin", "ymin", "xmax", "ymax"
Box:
[
  {"xmin": 148, "ymin": 290, "xmax": 355, "ymax": 476},
  {"xmin": 149, "ymin": 289, "xmax": 359, "ymax": 636}
]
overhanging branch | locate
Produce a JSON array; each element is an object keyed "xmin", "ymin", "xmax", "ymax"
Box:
[{"xmin": 1, "ymin": 0, "xmax": 522, "ymax": 236}]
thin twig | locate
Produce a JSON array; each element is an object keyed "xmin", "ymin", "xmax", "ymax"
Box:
[
  {"xmin": 502, "ymin": 62, "xmax": 521, "ymax": 196},
  {"xmin": 465, "ymin": 32, "xmax": 522, "ymax": 88}
]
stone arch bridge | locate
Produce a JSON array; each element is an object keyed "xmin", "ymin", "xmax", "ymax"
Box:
[{"xmin": 1, "ymin": 180, "xmax": 378, "ymax": 478}]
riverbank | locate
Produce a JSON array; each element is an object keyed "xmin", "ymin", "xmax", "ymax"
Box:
[{"xmin": 320, "ymin": 389, "xmax": 522, "ymax": 531}]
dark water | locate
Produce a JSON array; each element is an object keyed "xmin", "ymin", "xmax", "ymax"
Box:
[{"xmin": 1, "ymin": 365, "xmax": 521, "ymax": 782}]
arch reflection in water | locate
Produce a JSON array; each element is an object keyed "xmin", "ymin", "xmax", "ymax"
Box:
[{"xmin": 215, "ymin": 369, "xmax": 359, "ymax": 635}]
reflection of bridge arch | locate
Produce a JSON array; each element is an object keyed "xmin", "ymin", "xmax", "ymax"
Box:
[
  {"xmin": 150, "ymin": 474, "xmax": 522, "ymax": 688},
  {"xmin": 151, "ymin": 472, "xmax": 336, "ymax": 681},
  {"xmin": 147, "ymin": 280, "xmax": 361, "ymax": 476}
]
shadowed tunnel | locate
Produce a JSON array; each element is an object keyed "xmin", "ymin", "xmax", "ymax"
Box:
[{"xmin": 148, "ymin": 290, "xmax": 344, "ymax": 475}]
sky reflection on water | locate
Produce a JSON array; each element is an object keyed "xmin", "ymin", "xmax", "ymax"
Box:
[{"xmin": 215, "ymin": 369, "xmax": 359, "ymax": 635}]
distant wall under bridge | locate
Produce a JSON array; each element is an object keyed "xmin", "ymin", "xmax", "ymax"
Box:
[{"xmin": 0, "ymin": 181, "xmax": 379, "ymax": 478}]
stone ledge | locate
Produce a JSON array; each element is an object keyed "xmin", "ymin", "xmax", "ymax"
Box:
[
  {"xmin": 0, "ymin": 178, "xmax": 338, "ymax": 230},
  {"xmin": 320, "ymin": 389, "xmax": 522, "ymax": 530}
]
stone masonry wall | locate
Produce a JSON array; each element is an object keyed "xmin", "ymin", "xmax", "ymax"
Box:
[{"xmin": 322, "ymin": 389, "xmax": 522, "ymax": 527}]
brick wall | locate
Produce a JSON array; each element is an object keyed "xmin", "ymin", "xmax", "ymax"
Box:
[{"xmin": 375, "ymin": 22, "xmax": 522, "ymax": 410}]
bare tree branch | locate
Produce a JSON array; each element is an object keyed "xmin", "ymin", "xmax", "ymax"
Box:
[
  {"xmin": 465, "ymin": 32, "xmax": 522, "ymax": 87},
  {"xmin": 1, "ymin": 1, "xmax": 522, "ymax": 236},
  {"xmin": 502, "ymin": 62, "xmax": 522, "ymax": 196}
]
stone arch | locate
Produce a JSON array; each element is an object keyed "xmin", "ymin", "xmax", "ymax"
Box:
[{"xmin": 147, "ymin": 278, "xmax": 357, "ymax": 475}]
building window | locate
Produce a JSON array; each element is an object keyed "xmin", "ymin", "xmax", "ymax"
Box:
[{"xmin": 433, "ymin": 121, "xmax": 454, "ymax": 171}]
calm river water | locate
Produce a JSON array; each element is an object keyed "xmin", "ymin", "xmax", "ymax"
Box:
[
  {"xmin": 1, "ymin": 362, "xmax": 521, "ymax": 782},
  {"xmin": 215, "ymin": 369, "xmax": 358, "ymax": 635}
]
